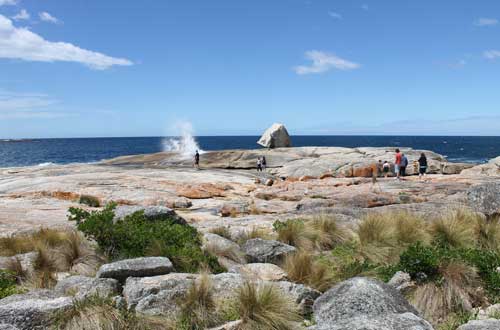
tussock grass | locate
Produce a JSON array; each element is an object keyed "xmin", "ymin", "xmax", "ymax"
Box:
[
  {"xmin": 178, "ymin": 274, "xmax": 220, "ymax": 329},
  {"xmin": 411, "ymin": 260, "xmax": 484, "ymax": 325},
  {"xmin": 209, "ymin": 226, "xmax": 233, "ymax": 240},
  {"xmin": 282, "ymin": 251, "xmax": 332, "ymax": 292},
  {"xmin": 275, "ymin": 220, "xmax": 314, "ymax": 251},
  {"xmin": 78, "ymin": 194, "xmax": 101, "ymax": 207},
  {"xmin": 237, "ymin": 281, "xmax": 302, "ymax": 330},
  {"xmin": 475, "ymin": 216, "xmax": 500, "ymax": 252},
  {"xmin": 430, "ymin": 209, "xmax": 477, "ymax": 249},
  {"xmin": 356, "ymin": 212, "xmax": 429, "ymax": 264},
  {"xmin": 308, "ymin": 214, "xmax": 351, "ymax": 250}
]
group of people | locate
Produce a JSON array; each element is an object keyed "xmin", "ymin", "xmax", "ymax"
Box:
[
  {"xmin": 379, "ymin": 148, "xmax": 428, "ymax": 180},
  {"xmin": 195, "ymin": 148, "xmax": 429, "ymax": 180}
]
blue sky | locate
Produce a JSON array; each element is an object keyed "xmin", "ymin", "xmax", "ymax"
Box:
[{"xmin": 1, "ymin": 0, "xmax": 500, "ymax": 138}]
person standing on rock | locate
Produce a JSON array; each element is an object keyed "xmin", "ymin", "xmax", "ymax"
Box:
[
  {"xmin": 400, "ymin": 153, "xmax": 408, "ymax": 177},
  {"xmin": 194, "ymin": 150, "xmax": 200, "ymax": 169},
  {"xmin": 418, "ymin": 153, "xmax": 427, "ymax": 180},
  {"xmin": 394, "ymin": 149, "xmax": 402, "ymax": 179},
  {"xmin": 262, "ymin": 156, "xmax": 267, "ymax": 171},
  {"xmin": 257, "ymin": 157, "xmax": 263, "ymax": 172},
  {"xmin": 382, "ymin": 161, "xmax": 390, "ymax": 178}
]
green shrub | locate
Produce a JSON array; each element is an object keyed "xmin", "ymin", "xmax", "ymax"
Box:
[
  {"xmin": 0, "ymin": 269, "xmax": 23, "ymax": 299},
  {"xmin": 78, "ymin": 195, "xmax": 101, "ymax": 207},
  {"xmin": 68, "ymin": 203, "xmax": 223, "ymax": 273},
  {"xmin": 398, "ymin": 242, "xmax": 440, "ymax": 282}
]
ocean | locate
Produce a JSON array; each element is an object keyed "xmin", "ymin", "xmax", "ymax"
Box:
[{"xmin": 1, "ymin": 136, "xmax": 499, "ymax": 168}]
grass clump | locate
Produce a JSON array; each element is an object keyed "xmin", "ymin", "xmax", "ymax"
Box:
[
  {"xmin": 68, "ymin": 203, "xmax": 223, "ymax": 273},
  {"xmin": 237, "ymin": 227, "xmax": 273, "ymax": 245},
  {"xmin": 282, "ymin": 251, "xmax": 332, "ymax": 292},
  {"xmin": 273, "ymin": 220, "xmax": 314, "ymax": 250},
  {"xmin": 236, "ymin": 281, "xmax": 302, "ymax": 330},
  {"xmin": 430, "ymin": 209, "xmax": 477, "ymax": 249},
  {"xmin": 178, "ymin": 274, "xmax": 220, "ymax": 329}
]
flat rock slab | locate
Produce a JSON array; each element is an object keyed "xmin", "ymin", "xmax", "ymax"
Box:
[
  {"xmin": 458, "ymin": 319, "xmax": 500, "ymax": 330},
  {"xmin": 54, "ymin": 275, "xmax": 120, "ymax": 299},
  {"xmin": 0, "ymin": 290, "xmax": 73, "ymax": 330},
  {"xmin": 96, "ymin": 257, "xmax": 174, "ymax": 281},
  {"xmin": 242, "ymin": 238, "xmax": 296, "ymax": 264},
  {"xmin": 229, "ymin": 263, "xmax": 288, "ymax": 281}
]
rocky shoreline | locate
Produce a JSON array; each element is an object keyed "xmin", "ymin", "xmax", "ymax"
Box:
[{"xmin": 1, "ymin": 146, "xmax": 500, "ymax": 330}]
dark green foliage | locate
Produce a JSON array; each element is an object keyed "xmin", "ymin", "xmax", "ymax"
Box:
[
  {"xmin": 68, "ymin": 203, "xmax": 223, "ymax": 273},
  {"xmin": 399, "ymin": 242, "xmax": 440, "ymax": 282},
  {"xmin": 78, "ymin": 195, "xmax": 101, "ymax": 207},
  {"xmin": 0, "ymin": 269, "xmax": 22, "ymax": 299}
]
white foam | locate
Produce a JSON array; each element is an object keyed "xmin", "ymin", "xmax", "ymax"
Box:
[
  {"xmin": 162, "ymin": 121, "xmax": 203, "ymax": 160},
  {"xmin": 37, "ymin": 162, "xmax": 55, "ymax": 167}
]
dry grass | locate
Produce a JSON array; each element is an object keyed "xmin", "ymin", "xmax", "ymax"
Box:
[
  {"xmin": 430, "ymin": 209, "xmax": 477, "ymax": 249},
  {"xmin": 475, "ymin": 216, "xmax": 500, "ymax": 252},
  {"xmin": 356, "ymin": 212, "xmax": 430, "ymax": 264},
  {"xmin": 411, "ymin": 260, "xmax": 484, "ymax": 325},
  {"xmin": 209, "ymin": 226, "xmax": 233, "ymax": 240},
  {"xmin": 308, "ymin": 214, "xmax": 351, "ymax": 250},
  {"xmin": 237, "ymin": 281, "xmax": 302, "ymax": 330},
  {"xmin": 282, "ymin": 251, "xmax": 333, "ymax": 292},
  {"xmin": 56, "ymin": 232, "xmax": 103, "ymax": 276},
  {"xmin": 178, "ymin": 274, "xmax": 220, "ymax": 329},
  {"xmin": 275, "ymin": 220, "xmax": 314, "ymax": 251}
]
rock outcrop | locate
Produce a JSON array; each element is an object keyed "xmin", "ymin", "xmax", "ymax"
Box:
[
  {"xmin": 0, "ymin": 290, "xmax": 73, "ymax": 330},
  {"xmin": 242, "ymin": 238, "xmax": 296, "ymax": 264},
  {"xmin": 458, "ymin": 319, "xmax": 500, "ymax": 330},
  {"xmin": 312, "ymin": 277, "xmax": 433, "ymax": 330},
  {"xmin": 96, "ymin": 257, "xmax": 174, "ymax": 281},
  {"xmin": 257, "ymin": 123, "xmax": 292, "ymax": 148},
  {"xmin": 228, "ymin": 263, "xmax": 288, "ymax": 281},
  {"xmin": 467, "ymin": 182, "xmax": 500, "ymax": 217},
  {"xmin": 54, "ymin": 275, "xmax": 120, "ymax": 299}
]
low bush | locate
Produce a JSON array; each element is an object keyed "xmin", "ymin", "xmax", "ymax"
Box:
[
  {"xmin": 68, "ymin": 203, "xmax": 223, "ymax": 273},
  {"xmin": 0, "ymin": 269, "xmax": 23, "ymax": 299},
  {"xmin": 78, "ymin": 194, "xmax": 101, "ymax": 207},
  {"xmin": 398, "ymin": 242, "xmax": 440, "ymax": 282}
]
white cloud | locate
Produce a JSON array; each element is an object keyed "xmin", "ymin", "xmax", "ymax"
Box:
[
  {"xmin": 39, "ymin": 11, "xmax": 60, "ymax": 24},
  {"xmin": 293, "ymin": 50, "xmax": 360, "ymax": 75},
  {"xmin": 361, "ymin": 4, "xmax": 369, "ymax": 11},
  {"xmin": 474, "ymin": 18, "xmax": 498, "ymax": 26},
  {"xmin": 0, "ymin": 89, "xmax": 73, "ymax": 119},
  {"xmin": 484, "ymin": 50, "xmax": 500, "ymax": 59},
  {"xmin": 0, "ymin": 0, "xmax": 17, "ymax": 6},
  {"xmin": 12, "ymin": 9, "xmax": 29, "ymax": 21},
  {"xmin": 328, "ymin": 11, "xmax": 342, "ymax": 20},
  {"xmin": 0, "ymin": 15, "xmax": 133, "ymax": 69}
]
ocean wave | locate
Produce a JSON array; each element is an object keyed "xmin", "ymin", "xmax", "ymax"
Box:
[{"xmin": 37, "ymin": 162, "xmax": 56, "ymax": 167}]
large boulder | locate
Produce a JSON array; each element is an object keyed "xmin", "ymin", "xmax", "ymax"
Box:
[
  {"xmin": 0, "ymin": 290, "xmax": 73, "ymax": 330},
  {"xmin": 467, "ymin": 182, "xmax": 500, "ymax": 217},
  {"xmin": 123, "ymin": 272, "xmax": 318, "ymax": 318},
  {"xmin": 313, "ymin": 277, "xmax": 433, "ymax": 330},
  {"xmin": 54, "ymin": 275, "xmax": 120, "ymax": 299},
  {"xmin": 0, "ymin": 325, "xmax": 19, "ymax": 330},
  {"xmin": 96, "ymin": 257, "xmax": 174, "ymax": 282},
  {"xmin": 257, "ymin": 123, "xmax": 292, "ymax": 148},
  {"xmin": 113, "ymin": 205, "xmax": 187, "ymax": 225},
  {"xmin": 458, "ymin": 319, "xmax": 500, "ymax": 330},
  {"xmin": 242, "ymin": 238, "xmax": 296, "ymax": 264}
]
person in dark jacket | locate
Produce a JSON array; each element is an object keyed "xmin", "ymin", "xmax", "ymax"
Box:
[
  {"xmin": 400, "ymin": 153, "xmax": 408, "ymax": 177},
  {"xmin": 418, "ymin": 153, "xmax": 427, "ymax": 180}
]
